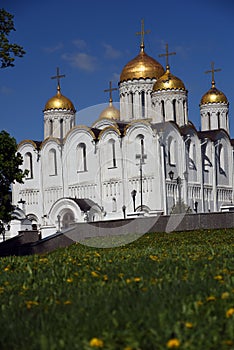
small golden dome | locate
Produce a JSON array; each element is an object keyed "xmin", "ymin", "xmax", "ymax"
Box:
[
  {"xmin": 153, "ymin": 65, "xmax": 185, "ymax": 91},
  {"xmin": 44, "ymin": 85, "xmax": 76, "ymax": 112},
  {"xmin": 200, "ymin": 82, "xmax": 228, "ymax": 105},
  {"xmin": 120, "ymin": 45, "xmax": 165, "ymax": 82},
  {"xmin": 99, "ymin": 100, "xmax": 120, "ymax": 120}
]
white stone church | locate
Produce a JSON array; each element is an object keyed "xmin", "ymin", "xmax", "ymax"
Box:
[{"xmin": 11, "ymin": 29, "xmax": 234, "ymax": 238}]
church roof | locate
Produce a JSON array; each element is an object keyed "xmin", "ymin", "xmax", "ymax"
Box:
[
  {"xmin": 120, "ymin": 45, "xmax": 164, "ymax": 82},
  {"xmin": 99, "ymin": 100, "xmax": 120, "ymax": 120},
  {"xmin": 200, "ymin": 63, "xmax": 228, "ymax": 105},
  {"xmin": 72, "ymin": 198, "xmax": 100, "ymax": 212},
  {"xmin": 153, "ymin": 65, "xmax": 186, "ymax": 92},
  {"xmin": 197, "ymin": 129, "xmax": 230, "ymax": 141},
  {"xmin": 200, "ymin": 86, "xmax": 228, "ymax": 105}
]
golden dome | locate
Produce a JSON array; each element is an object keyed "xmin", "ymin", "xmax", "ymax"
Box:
[
  {"xmin": 99, "ymin": 100, "xmax": 120, "ymax": 120},
  {"xmin": 120, "ymin": 45, "xmax": 165, "ymax": 82},
  {"xmin": 44, "ymin": 85, "xmax": 76, "ymax": 112},
  {"xmin": 153, "ymin": 65, "xmax": 185, "ymax": 91},
  {"xmin": 200, "ymin": 82, "xmax": 228, "ymax": 105}
]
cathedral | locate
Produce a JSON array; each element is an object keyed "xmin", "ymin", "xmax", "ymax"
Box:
[{"xmin": 11, "ymin": 24, "xmax": 234, "ymax": 238}]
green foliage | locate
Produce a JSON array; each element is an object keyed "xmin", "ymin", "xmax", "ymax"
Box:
[
  {"xmin": 0, "ymin": 130, "xmax": 28, "ymax": 221},
  {"xmin": 0, "ymin": 8, "xmax": 25, "ymax": 68},
  {"xmin": 0, "ymin": 229, "xmax": 233, "ymax": 349}
]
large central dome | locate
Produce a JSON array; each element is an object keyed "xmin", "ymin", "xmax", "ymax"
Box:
[{"xmin": 120, "ymin": 45, "xmax": 165, "ymax": 82}]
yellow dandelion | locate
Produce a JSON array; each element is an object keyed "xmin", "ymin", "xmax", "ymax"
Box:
[
  {"xmin": 149, "ymin": 255, "xmax": 158, "ymax": 261},
  {"xmin": 73, "ymin": 272, "xmax": 79, "ymax": 277},
  {"xmin": 103, "ymin": 275, "xmax": 108, "ymax": 281},
  {"xmin": 126, "ymin": 278, "xmax": 131, "ymax": 284},
  {"xmin": 4, "ymin": 267, "xmax": 9, "ymax": 272},
  {"xmin": 91, "ymin": 271, "xmax": 99, "ymax": 278},
  {"xmin": 118, "ymin": 273, "xmax": 124, "ymax": 278},
  {"xmin": 226, "ymin": 308, "xmax": 234, "ymax": 318},
  {"xmin": 185, "ymin": 322, "xmax": 193, "ymax": 329},
  {"xmin": 66, "ymin": 278, "xmax": 73, "ymax": 283},
  {"xmin": 64, "ymin": 300, "xmax": 72, "ymax": 305},
  {"xmin": 0, "ymin": 287, "xmax": 4, "ymax": 294},
  {"xmin": 94, "ymin": 252, "xmax": 101, "ymax": 257},
  {"xmin": 124, "ymin": 347, "xmax": 133, "ymax": 350},
  {"xmin": 221, "ymin": 292, "xmax": 229, "ymax": 299},
  {"xmin": 25, "ymin": 300, "xmax": 39, "ymax": 309},
  {"xmin": 206, "ymin": 296, "xmax": 216, "ymax": 302},
  {"xmin": 223, "ymin": 340, "xmax": 233, "ymax": 346},
  {"xmin": 196, "ymin": 300, "xmax": 203, "ymax": 306},
  {"xmin": 134, "ymin": 277, "xmax": 141, "ymax": 282},
  {"xmin": 166, "ymin": 338, "xmax": 180, "ymax": 348},
  {"xmin": 214, "ymin": 275, "xmax": 223, "ymax": 280},
  {"xmin": 89, "ymin": 337, "xmax": 104, "ymax": 348}
]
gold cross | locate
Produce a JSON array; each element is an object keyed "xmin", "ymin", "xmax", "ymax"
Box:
[
  {"xmin": 104, "ymin": 81, "xmax": 117, "ymax": 102},
  {"xmin": 205, "ymin": 62, "xmax": 221, "ymax": 87},
  {"xmin": 51, "ymin": 67, "xmax": 65, "ymax": 88},
  {"xmin": 159, "ymin": 43, "xmax": 176, "ymax": 68},
  {"xmin": 136, "ymin": 19, "xmax": 150, "ymax": 48}
]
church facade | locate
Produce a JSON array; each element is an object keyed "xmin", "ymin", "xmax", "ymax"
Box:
[{"xmin": 12, "ymin": 32, "xmax": 234, "ymax": 237}]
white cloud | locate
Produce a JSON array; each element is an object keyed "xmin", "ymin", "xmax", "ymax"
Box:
[
  {"xmin": 72, "ymin": 39, "xmax": 88, "ymax": 50},
  {"xmin": 103, "ymin": 43, "xmax": 122, "ymax": 59},
  {"xmin": 62, "ymin": 52, "xmax": 97, "ymax": 72},
  {"xmin": 43, "ymin": 42, "xmax": 64, "ymax": 53}
]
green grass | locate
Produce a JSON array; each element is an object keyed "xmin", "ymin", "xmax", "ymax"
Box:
[{"xmin": 0, "ymin": 229, "xmax": 234, "ymax": 350}]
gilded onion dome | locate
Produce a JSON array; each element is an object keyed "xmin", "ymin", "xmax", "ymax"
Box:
[
  {"xmin": 200, "ymin": 81, "xmax": 228, "ymax": 105},
  {"xmin": 44, "ymin": 84, "xmax": 76, "ymax": 112},
  {"xmin": 99, "ymin": 99, "xmax": 120, "ymax": 120},
  {"xmin": 120, "ymin": 44, "xmax": 165, "ymax": 82},
  {"xmin": 153, "ymin": 65, "xmax": 185, "ymax": 91}
]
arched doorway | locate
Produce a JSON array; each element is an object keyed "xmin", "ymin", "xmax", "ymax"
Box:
[{"xmin": 61, "ymin": 210, "xmax": 75, "ymax": 229}]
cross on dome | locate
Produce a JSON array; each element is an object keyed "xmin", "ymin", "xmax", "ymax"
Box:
[
  {"xmin": 205, "ymin": 62, "xmax": 221, "ymax": 88},
  {"xmin": 51, "ymin": 67, "xmax": 65, "ymax": 91},
  {"xmin": 158, "ymin": 43, "xmax": 176, "ymax": 69},
  {"xmin": 136, "ymin": 19, "xmax": 150, "ymax": 51},
  {"xmin": 104, "ymin": 81, "xmax": 117, "ymax": 103}
]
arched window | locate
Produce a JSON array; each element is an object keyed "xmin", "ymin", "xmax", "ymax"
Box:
[
  {"xmin": 161, "ymin": 100, "xmax": 165, "ymax": 121},
  {"xmin": 219, "ymin": 144, "xmax": 225, "ymax": 173},
  {"xmin": 217, "ymin": 112, "xmax": 220, "ymax": 129},
  {"xmin": 109, "ymin": 139, "xmax": 116, "ymax": 168},
  {"xmin": 25, "ymin": 152, "xmax": 33, "ymax": 179},
  {"xmin": 130, "ymin": 92, "xmax": 134, "ymax": 119},
  {"xmin": 49, "ymin": 120, "xmax": 53, "ymax": 136},
  {"xmin": 172, "ymin": 99, "xmax": 176, "ymax": 121},
  {"xmin": 168, "ymin": 137, "xmax": 176, "ymax": 166},
  {"xmin": 141, "ymin": 91, "xmax": 145, "ymax": 118},
  {"xmin": 207, "ymin": 112, "xmax": 211, "ymax": 130},
  {"xmin": 60, "ymin": 119, "xmax": 64, "ymax": 139},
  {"xmin": 183, "ymin": 100, "xmax": 186, "ymax": 123},
  {"xmin": 48, "ymin": 149, "xmax": 57, "ymax": 176},
  {"xmin": 112, "ymin": 198, "xmax": 117, "ymax": 212},
  {"xmin": 136, "ymin": 134, "xmax": 146, "ymax": 161},
  {"xmin": 77, "ymin": 143, "xmax": 87, "ymax": 172},
  {"xmin": 188, "ymin": 142, "xmax": 196, "ymax": 170}
]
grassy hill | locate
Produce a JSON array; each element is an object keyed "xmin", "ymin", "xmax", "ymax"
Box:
[{"xmin": 0, "ymin": 229, "xmax": 233, "ymax": 349}]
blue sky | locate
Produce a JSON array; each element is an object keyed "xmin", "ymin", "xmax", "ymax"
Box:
[{"xmin": 1, "ymin": 0, "xmax": 234, "ymax": 142}]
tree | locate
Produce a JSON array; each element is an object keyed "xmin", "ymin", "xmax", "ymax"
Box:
[
  {"xmin": 0, "ymin": 130, "xmax": 28, "ymax": 222},
  {"xmin": 0, "ymin": 8, "xmax": 25, "ymax": 68}
]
